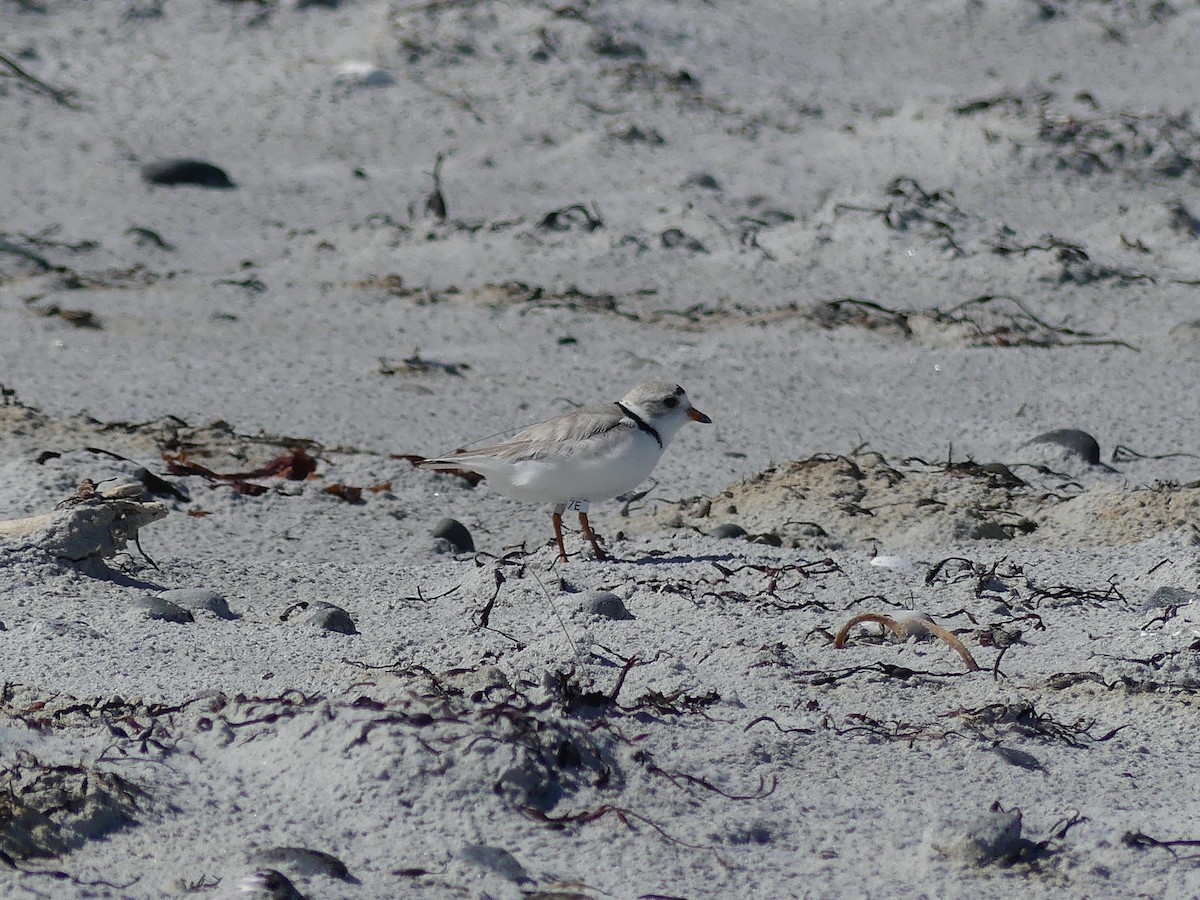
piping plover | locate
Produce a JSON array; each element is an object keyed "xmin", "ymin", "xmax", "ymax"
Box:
[{"xmin": 420, "ymin": 382, "xmax": 711, "ymax": 561}]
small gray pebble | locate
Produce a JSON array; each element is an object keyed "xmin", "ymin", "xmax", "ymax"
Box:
[
  {"xmin": 584, "ymin": 591, "xmax": 633, "ymax": 620},
  {"xmin": 432, "ymin": 517, "xmax": 474, "ymax": 552},
  {"xmin": 1143, "ymin": 586, "xmax": 1200, "ymax": 612},
  {"xmin": 132, "ymin": 595, "xmax": 193, "ymax": 624},
  {"xmin": 710, "ymin": 523, "xmax": 748, "ymax": 540},
  {"xmin": 1027, "ymin": 429, "xmax": 1101, "ymax": 465},
  {"xmin": 304, "ymin": 602, "xmax": 356, "ymax": 634},
  {"xmin": 158, "ymin": 588, "xmax": 234, "ymax": 619},
  {"xmin": 140, "ymin": 158, "xmax": 235, "ymax": 188},
  {"xmin": 928, "ymin": 807, "xmax": 1024, "ymax": 865},
  {"xmin": 682, "ymin": 172, "xmax": 721, "ymax": 190},
  {"xmin": 457, "ymin": 844, "xmax": 530, "ymax": 884}
]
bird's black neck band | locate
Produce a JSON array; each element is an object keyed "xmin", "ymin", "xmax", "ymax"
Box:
[{"xmin": 617, "ymin": 402, "xmax": 663, "ymax": 448}]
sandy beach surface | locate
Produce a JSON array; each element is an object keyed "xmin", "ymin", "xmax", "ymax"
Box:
[{"xmin": 3, "ymin": 1, "xmax": 1200, "ymax": 897}]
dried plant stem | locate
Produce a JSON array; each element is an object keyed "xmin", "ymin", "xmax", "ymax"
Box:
[{"xmin": 834, "ymin": 612, "xmax": 981, "ymax": 672}]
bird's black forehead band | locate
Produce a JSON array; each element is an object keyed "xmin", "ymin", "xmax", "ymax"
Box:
[{"xmin": 674, "ymin": 385, "xmax": 684, "ymax": 395}]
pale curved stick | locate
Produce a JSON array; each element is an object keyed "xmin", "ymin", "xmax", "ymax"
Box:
[
  {"xmin": 833, "ymin": 612, "xmax": 908, "ymax": 646},
  {"xmin": 833, "ymin": 612, "xmax": 981, "ymax": 673},
  {"xmin": 916, "ymin": 619, "xmax": 982, "ymax": 672}
]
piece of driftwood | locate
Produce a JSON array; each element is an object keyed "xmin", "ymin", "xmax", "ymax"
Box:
[
  {"xmin": 833, "ymin": 612, "xmax": 981, "ymax": 672},
  {"xmin": 0, "ymin": 482, "xmax": 167, "ymax": 561}
]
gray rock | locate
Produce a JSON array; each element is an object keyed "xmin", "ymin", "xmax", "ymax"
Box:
[
  {"xmin": 584, "ymin": 591, "xmax": 633, "ymax": 620},
  {"xmin": 709, "ymin": 522, "xmax": 748, "ymax": 540},
  {"xmin": 158, "ymin": 588, "xmax": 234, "ymax": 619},
  {"xmin": 282, "ymin": 601, "xmax": 356, "ymax": 634},
  {"xmin": 131, "ymin": 595, "xmax": 193, "ymax": 624},
  {"xmin": 456, "ymin": 844, "xmax": 530, "ymax": 884},
  {"xmin": 308, "ymin": 603, "xmax": 357, "ymax": 635},
  {"xmin": 140, "ymin": 158, "xmax": 235, "ymax": 189},
  {"xmin": 1027, "ymin": 429, "xmax": 1101, "ymax": 465},
  {"xmin": 432, "ymin": 517, "xmax": 474, "ymax": 552}
]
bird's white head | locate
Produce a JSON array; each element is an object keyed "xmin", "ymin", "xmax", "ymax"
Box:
[{"xmin": 619, "ymin": 382, "xmax": 712, "ymax": 447}]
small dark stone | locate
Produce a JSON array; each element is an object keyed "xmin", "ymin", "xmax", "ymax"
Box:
[
  {"xmin": 432, "ymin": 517, "xmax": 474, "ymax": 552},
  {"xmin": 1027, "ymin": 428, "xmax": 1101, "ymax": 464},
  {"xmin": 132, "ymin": 595, "xmax": 193, "ymax": 624},
  {"xmin": 584, "ymin": 591, "xmax": 633, "ymax": 620},
  {"xmin": 709, "ymin": 523, "xmax": 748, "ymax": 540},
  {"xmin": 682, "ymin": 172, "xmax": 721, "ymax": 191},
  {"xmin": 282, "ymin": 601, "xmax": 356, "ymax": 634},
  {"xmin": 306, "ymin": 603, "xmax": 356, "ymax": 634},
  {"xmin": 587, "ymin": 32, "xmax": 645, "ymax": 60},
  {"xmin": 141, "ymin": 158, "xmax": 235, "ymax": 189}
]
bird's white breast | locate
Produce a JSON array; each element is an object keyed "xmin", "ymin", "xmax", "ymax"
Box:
[{"xmin": 498, "ymin": 425, "xmax": 664, "ymax": 503}]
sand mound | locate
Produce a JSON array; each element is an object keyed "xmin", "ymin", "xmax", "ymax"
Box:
[{"xmin": 648, "ymin": 453, "xmax": 1200, "ymax": 550}]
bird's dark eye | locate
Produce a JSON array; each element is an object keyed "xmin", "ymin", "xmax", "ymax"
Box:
[{"xmin": 664, "ymin": 397, "xmax": 678, "ymax": 408}]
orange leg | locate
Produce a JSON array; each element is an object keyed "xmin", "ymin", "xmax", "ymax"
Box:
[
  {"xmin": 552, "ymin": 510, "xmax": 568, "ymax": 562},
  {"xmin": 579, "ymin": 512, "xmax": 608, "ymax": 560}
]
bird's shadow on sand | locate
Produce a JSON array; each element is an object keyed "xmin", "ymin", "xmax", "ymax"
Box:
[{"xmin": 75, "ymin": 558, "xmax": 168, "ymax": 591}]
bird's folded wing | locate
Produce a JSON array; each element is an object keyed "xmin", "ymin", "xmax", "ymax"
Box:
[{"xmin": 436, "ymin": 403, "xmax": 630, "ymax": 464}]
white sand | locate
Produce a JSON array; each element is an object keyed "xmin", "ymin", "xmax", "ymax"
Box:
[{"xmin": 3, "ymin": 1, "xmax": 1200, "ymax": 897}]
